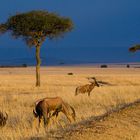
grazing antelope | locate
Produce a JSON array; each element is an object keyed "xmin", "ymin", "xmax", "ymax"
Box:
[
  {"xmin": 0, "ymin": 111, "xmax": 8, "ymax": 127},
  {"xmin": 33, "ymin": 97, "xmax": 76, "ymax": 128},
  {"xmin": 75, "ymin": 77, "xmax": 99, "ymax": 96}
]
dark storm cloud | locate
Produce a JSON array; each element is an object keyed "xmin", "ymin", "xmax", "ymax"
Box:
[{"xmin": 0, "ymin": 0, "xmax": 140, "ymax": 64}]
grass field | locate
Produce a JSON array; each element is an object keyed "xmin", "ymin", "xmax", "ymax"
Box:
[{"xmin": 0, "ymin": 67, "xmax": 140, "ymax": 139}]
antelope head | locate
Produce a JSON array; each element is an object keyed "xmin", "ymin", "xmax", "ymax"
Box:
[{"xmin": 88, "ymin": 77, "xmax": 100, "ymax": 87}]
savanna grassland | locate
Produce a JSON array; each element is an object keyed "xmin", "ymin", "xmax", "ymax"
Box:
[{"xmin": 0, "ymin": 66, "xmax": 140, "ymax": 140}]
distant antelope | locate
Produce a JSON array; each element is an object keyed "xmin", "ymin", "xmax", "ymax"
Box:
[
  {"xmin": 33, "ymin": 97, "xmax": 76, "ymax": 128},
  {"xmin": 75, "ymin": 77, "xmax": 99, "ymax": 96}
]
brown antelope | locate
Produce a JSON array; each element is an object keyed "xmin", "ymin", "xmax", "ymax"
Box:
[
  {"xmin": 33, "ymin": 97, "xmax": 76, "ymax": 128},
  {"xmin": 75, "ymin": 77, "xmax": 99, "ymax": 96}
]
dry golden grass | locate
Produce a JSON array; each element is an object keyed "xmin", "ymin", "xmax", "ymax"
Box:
[{"xmin": 0, "ymin": 67, "xmax": 140, "ymax": 139}]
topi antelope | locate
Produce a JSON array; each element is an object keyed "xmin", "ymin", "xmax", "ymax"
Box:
[
  {"xmin": 0, "ymin": 111, "xmax": 8, "ymax": 127},
  {"xmin": 75, "ymin": 77, "xmax": 99, "ymax": 96},
  {"xmin": 33, "ymin": 97, "xmax": 76, "ymax": 128}
]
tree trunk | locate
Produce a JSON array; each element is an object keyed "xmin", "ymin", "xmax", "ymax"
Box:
[{"xmin": 35, "ymin": 44, "xmax": 41, "ymax": 87}]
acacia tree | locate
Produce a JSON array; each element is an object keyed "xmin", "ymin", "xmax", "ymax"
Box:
[
  {"xmin": 129, "ymin": 44, "xmax": 140, "ymax": 52},
  {"xmin": 0, "ymin": 10, "xmax": 73, "ymax": 86}
]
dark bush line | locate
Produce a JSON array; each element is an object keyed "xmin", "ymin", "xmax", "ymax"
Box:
[{"xmin": 0, "ymin": 64, "xmax": 27, "ymax": 68}]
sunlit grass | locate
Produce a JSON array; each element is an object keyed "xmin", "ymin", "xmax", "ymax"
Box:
[{"xmin": 0, "ymin": 67, "xmax": 140, "ymax": 139}]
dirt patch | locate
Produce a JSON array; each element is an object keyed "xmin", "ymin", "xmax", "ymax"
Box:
[{"xmin": 51, "ymin": 100, "xmax": 140, "ymax": 140}]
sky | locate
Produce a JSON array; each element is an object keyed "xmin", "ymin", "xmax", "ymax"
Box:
[{"xmin": 0, "ymin": 0, "xmax": 140, "ymax": 65}]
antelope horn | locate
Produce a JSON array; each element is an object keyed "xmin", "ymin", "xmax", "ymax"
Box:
[
  {"xmin": 92, "ymin": 77, "xmax": 96, "ymax": 80},
  {"xmin": 87, "ymin": 77, "xmax": 90, "ymax": 79},
  {"xmin": 87, "ymin": 77, "xmax": 96, "ymax": 80},
  {"xmin": 97, "ymin": 81, "xmax": 111, "ymax": 85}
]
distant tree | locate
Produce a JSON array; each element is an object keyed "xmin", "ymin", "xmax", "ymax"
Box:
[
  {"xmin": 0, "ymin": 10, "xmax": 73, "ymax": 86},
  {"xmin": 126, "ymin": 64, "xmax": 130, "ymax": 68},
  {"xmin": 129, "ymin": 44, "xmax": 140, "ymax": 52}
]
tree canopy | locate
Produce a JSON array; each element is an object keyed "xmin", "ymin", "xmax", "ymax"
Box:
[
  {"xmin": 0, "ymin": 10, "xmax": 73, "ymax": 86},
  {"xmin": 129, "ymin": 44, "xmax": 140, "ymax": 52},
  {"xmin": 0, "ymin": 10, "xmax": 73, "ymax": 47}
]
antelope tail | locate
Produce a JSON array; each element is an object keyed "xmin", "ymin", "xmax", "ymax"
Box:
[{"xmin": 33, "ymin": 109, "xmax": 38, "ymax": 118}]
